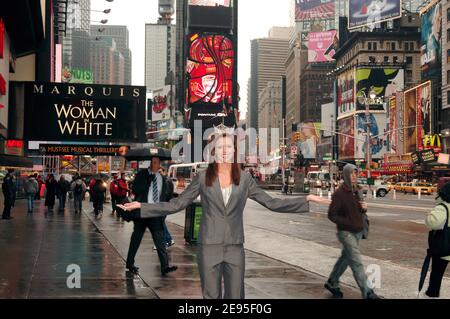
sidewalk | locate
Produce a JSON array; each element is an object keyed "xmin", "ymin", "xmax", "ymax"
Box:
[
  {"xmin": 87, "ymin": 204, "xmax": 360, "ymax": 299},
  {"xmin": 0, "ymin": 198, "xmax": 157, "ymax": 299},
  {"xmin": 0, "ymin": 197, "xmax": 360, "ymax": 299}
]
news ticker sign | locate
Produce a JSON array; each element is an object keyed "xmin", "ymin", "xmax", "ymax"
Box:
[{"xmin": 39, "ymin": 144, "xmax": 130, "ymax": 156}]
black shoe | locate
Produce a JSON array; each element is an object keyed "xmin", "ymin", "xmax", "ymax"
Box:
[
  {"xmin": 126, "ymin": 265, "xmax": 139, "ymax": 274},
  {"xmin": 366, "ymin": 291, "xmax": 380, "ymax": 299},
  {"xmin": 161, "ymin": 266, "xmax": 178, "ymax": 277},
  {"xmin": 324, "ymin": 281, "xmax": 343, "ymax": 299}
]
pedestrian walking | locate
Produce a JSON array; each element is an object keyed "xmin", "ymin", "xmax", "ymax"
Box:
[
  {"xmin": 34, "ymin": 174, "xmax": 44, "ymax": 200},
  {"xmin": 56, "ymin": 175, "xmax": 70, "ymax": 212},
  {"xmin": 45, "ymin": 174, "xmax": 57, "ymax": 213},
  {"xmin": 23, "ymin": 174, "xmax": 39, "ymax": 213},
  {"xmin": 116, "ymin": 173, "xmax": 129, "ymax": 217},
  {"xmin": 118, "ymin": 135, "xmax": 328, "ymax": 298},
  {"xmin": 325, "ymin": 164, "xmax": 379, "ymax": 299},
  {"xmin": 71, "ymin": 177, "xmax": 86, "ymax": 214},
  {"xmin": 110, "ymin": 174, "xmax": 119, "ymax": 215},
  {"xmin": 123, "ymin": 157, "xmax": 176, "ymax": 276},
  {"xmin": 2, "ymin": 169, "xmax": 16, "ymax": 220},
  {"xmin": 92, "ymin": 178, "xmax": 106, "ymax": 218},
  {"xmin": 423, "ymin": 182, "xmax": 450, "ymax": 298}
]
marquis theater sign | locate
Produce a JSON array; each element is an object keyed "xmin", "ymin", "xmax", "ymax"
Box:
[{"xmin": 23, "ymin": 82, "xmax": 146, "ymax": 142}]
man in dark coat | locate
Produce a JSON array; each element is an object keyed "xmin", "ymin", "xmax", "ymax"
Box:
[
  {"xmin": 57, "ymin": 175, "xmax": 71, "ymax": 212},
  {"xmin": 124, "ymin": 157, "xmax": 177, "ymax": 276},
  {"xmin": 2, "ymin": 170, "xmax": 16, "ymax": 220},
  {"xmin": 45, "ymin": 174, "xmax": 58, "ymax": 212},
  {"xmin": 325, "ymin": 164, "xmax": 379, "ymax": 299}
]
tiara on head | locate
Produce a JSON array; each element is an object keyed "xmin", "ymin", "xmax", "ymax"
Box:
[{"xmin": 213, "ymin": 123, "xmax": 235, "ymax": 135}]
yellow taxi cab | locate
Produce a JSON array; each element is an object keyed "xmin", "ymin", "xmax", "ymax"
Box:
[
  {"xmin": 393, "ymin": 182, "xmax": 408, "ymax": 192},
  {"xmin": 403, "ymin": 182, "xmax": 435, "ymax": 195}
]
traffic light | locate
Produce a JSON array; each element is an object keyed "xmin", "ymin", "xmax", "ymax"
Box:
[{"xmin": 292, "ymin": 123, "xmax": 298, "ymax": 132}]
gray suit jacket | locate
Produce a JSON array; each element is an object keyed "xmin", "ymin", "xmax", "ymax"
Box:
[{"xmin": 140, "ymin": 171, "xmax": 309, "ymax": 245}]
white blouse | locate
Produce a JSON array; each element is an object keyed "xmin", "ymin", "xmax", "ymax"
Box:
[{"xmin": 221, "ymin": 185, "xmax": 233, "ymax": 207}]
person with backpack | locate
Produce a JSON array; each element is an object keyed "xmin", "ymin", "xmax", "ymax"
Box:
[
  {"xmin": 71, "ymin": 177, "xmax": 87, "ymax": 214},
  {"xmin": 23, "ymin": 175, "xmax": 39, "ymax": 213},
  {"xmin": 92, "ymin": 178, "xmax": 106, "ymax": 218},
  {"xmin": 110, "ymin": 174, "xmax": 120, "ymax": 215},
  {"xmin": 424, "ymin": 182, "xmax": 450, "ymax": 298}
]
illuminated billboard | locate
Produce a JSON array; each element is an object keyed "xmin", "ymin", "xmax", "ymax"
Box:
[
  {"xmin": 186, "ymin": 33, "xmax": 234, "ymax": 106},
  {"xmin": 295, "ymin": 0, "xmax": 335, "ymax": 21},
  {"xmin": 296, "ymin": 122, "xmax": 321, "ymax": 159},
  {"xmin": 307, "ymin": 30, "xmax": 338, "ymax": 63},
  {"xmin": 349, "ymin": 0, "xmax": 402, "ymax": 30}
]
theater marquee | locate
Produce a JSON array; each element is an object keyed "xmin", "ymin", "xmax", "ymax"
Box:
[{"xmin": 23, "ymin": 82, "xmax": 146, "ymax": 142}]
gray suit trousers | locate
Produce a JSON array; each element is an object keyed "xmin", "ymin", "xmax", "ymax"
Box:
[{"xmin": 197, "ymin": 244, "xmax": 245, "ymax": 299}]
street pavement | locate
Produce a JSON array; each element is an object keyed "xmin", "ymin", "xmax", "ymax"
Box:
[{"xmin": 0, "ymin": 189, "xmax": 446, "ymax": 299}]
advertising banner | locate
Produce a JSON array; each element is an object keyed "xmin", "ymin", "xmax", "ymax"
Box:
[
  {"xmin": 349, "ymin": 0, "xmax": 402, "ymax": 30},
  {"xmin": 295, "ymin": 0, "xmax": 335, "ymax": 21},
  {"xmin": 23, "ymin": 82, "xmax": 146, "ymax": 142},
  {"xmin": 397, "ymin": 92, "xmax": 405, "ymax": 155},
  {"xmin": 151, "ymin": 86, "xmax": 172, "ymax": 122},
  {"xmin": 296, "ymin": 122, "xmax": 321, "ymax": 159},
  {"xmin": 38, "ymin": 144, "xmax": 130, "ymax": 156},
  {"xmin": 355, "ymin": 113, "xmax": 388, "ymax": 159},
  {"xmin": 307, "ymin": 30, "xmax": 338, "ymax": 63},
  {"xmin": 404, "ymin": 88, "xmax": 417, "ymax": 154},
  {"xmin": 62, "ymin": 67, "xmax": 94, "ymax": 84},
  {"xmin": 189, "ymin": 0, "xmax": 231, "ymax": 6},
  {"xmin": 356, "ymin": 68, "xmax": 404, "ymax": 111},
  {"xmin": 338, "ymin": 116, "xmax": 355, "ymax": 160},
  {"xmin": 421, "ymin": 3, "xmax": 442, "ymax": 79},
  {"xmin": 337, "ymin": 69, "xmax": 355, "ymax": 119},
  {"xmin": 389, "ymin": 96, "xmax": 397, "ymax": 154},
  {"xmin": 416, "ymin": 81, "xmax": 432, "ymax": 150}
]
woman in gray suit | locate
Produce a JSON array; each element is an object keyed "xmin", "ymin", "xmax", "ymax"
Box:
[{"xmin": 119, "ymin": 133, "xmax": 328, "ymax": 299}]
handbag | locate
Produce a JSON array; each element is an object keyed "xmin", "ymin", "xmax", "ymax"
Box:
[{"xmin": 428, "ymin": 203, "xmax": 450, "ymax": 257}]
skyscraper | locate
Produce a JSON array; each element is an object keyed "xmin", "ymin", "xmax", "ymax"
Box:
[
  {"xmin": 62, "ymin": 0, "xmax": 91, "ymax": 69},
  {"xmin": 91, "ymin": 26, "xmax": 132, "ymax": 85},
  {"xmin": 249, "ymin": 28, "xmax": 291, "ymax": 131},
  {"xmin": 145, "ymin": 1, "xmax": 176, "ymax": 93}
]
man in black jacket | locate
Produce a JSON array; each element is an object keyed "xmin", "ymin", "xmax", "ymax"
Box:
[
  {"xmin": 125, "ymin": 157, "xmax": 177, "ymax": 276},
  {"xmin": 2, "ymin": 170, "xmax": 16, "ymax": 220}
]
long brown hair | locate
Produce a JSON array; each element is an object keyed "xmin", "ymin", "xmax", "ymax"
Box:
[{"xmin": 205, "ymin": 134, "xmax": 241, "ymax": 187}]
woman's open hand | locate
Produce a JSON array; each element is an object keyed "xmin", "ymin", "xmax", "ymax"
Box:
[
  {"xmin": 307, "ymin": 195, "xmax": 331, "ymax": 206},
  {"xmin": 117, "ymin": 202, "xmax": 141, "ymax": 211}
]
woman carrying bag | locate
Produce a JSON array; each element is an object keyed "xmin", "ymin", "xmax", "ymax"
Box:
[{"xmin": 422, "ymin": 182, "xmax": 450, "ymax": 298}]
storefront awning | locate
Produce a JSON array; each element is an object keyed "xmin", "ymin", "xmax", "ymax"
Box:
[{"xmin": 0, "ymin": 155, "xmax": 34, "ymax": 168}]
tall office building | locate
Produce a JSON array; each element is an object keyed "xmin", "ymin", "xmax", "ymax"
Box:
[
  {"xmin": 90, "ymin": 37, "xmax": 125, "ymax": 85},
  {"xmin": 62, "ymin": 0, "xmax": 91, "ymax": 69},
  {"xmin": 249, "ymin": 28, "xmax": 291, "ymax": 131},
  {"xmin": 145, "ymin": 24, "xmax": 176, "ymax": 92},
  {"xmin": 145, "ymin": 0, "xmax": 176, "ymax": 93},
  {"xmin": 91, "ymin": 25, "xmax": 132, "ymax": 85}
]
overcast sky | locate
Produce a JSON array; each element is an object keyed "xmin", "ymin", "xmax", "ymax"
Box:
[{"xmin": 91, "ymin": 0, "xmax": 292, "ymax": 118}]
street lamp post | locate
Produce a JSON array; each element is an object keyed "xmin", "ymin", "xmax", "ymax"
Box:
[{"xmin": 357, "ymin": 88, "xmax": 377, "ymax": 180}]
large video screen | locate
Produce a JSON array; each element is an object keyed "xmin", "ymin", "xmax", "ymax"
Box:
[{"xmin": 186, "ymin": 33, "xmax": 234, "ymax": 105}]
